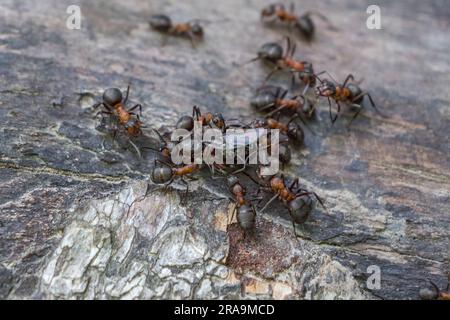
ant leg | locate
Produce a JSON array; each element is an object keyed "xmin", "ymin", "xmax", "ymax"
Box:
[
  {"xmin": 153, "ymin": 129, "xmax": 167, "ymax": 146},
  {"xmin": 289, "ymin": 177, "xmax": 299, "ymax": 191},
  {"xmin": 258, "ymin": 102, "xmax": 276, "ymax": 112},
  {"xmin": 358, "ymin": 92, "xmax": 386, "ymax": 117},
  {"xmin": 302, "ymin": 82, "xmax": 310, "ymax": 95},
  {"xmin": 128, "ymin": 104, "xmax": 142, "ymax": 116},
  {"xmin": 263, "ymin": 67, "xmax": 283, "ymax": 84},
  {"xmin": 315, "ymin": 70, "xmax": 338, "ymax": 84},
  {"xmin": 327, "ymin": 97, "xmax": 334, "ymax": 123},
  {"xmin": 93, "ymin": 102, "xmax": 113, "ymax": 112},
  {"xmin": 192, "ymin": 105, "xmax": 202, "ymax": 120},
  {"xmin": 265, "ymin": 105, "xmax": 287, "ymax": 118},
  {"xmin": 187, "ymin": 33, "xmax": 197, "ymax": 49},
  {"xmin": 124, "ymin": 84, "xmax": 131, "ymax": 104},
  {"xmin": 128, "ymin": 139, "xmax": 142, "ymax": 158},
  {"xmin": 347, "ymin": 104, "xmax": 363, "ymax": 128},
  {"xmin": 259, "ymin": 194, "xmax": 279, "ymax": 213},
  {"xmin": 342, "ymin": 74, "xmax": 355, "ymax": 87},
  {"xmin": 332, "ymin": 101, "xmax": 342, "ymax": 124}
]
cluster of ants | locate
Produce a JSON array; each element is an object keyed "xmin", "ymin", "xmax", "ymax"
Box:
[{"xmin": 91, "ymin": 4, "xmax": 448, "ymax": 300}]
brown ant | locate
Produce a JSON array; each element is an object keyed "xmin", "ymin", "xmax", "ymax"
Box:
[
  {"xmin": 246, "ymin": 37, "xmax": 316, "ymax": 93},
  {"xmin": 261, "ymin": 3, "xmax": 334, "ymax": 40},
  {"xmin": 246, "ymin": 172, "xmax": 326, "ymax": 237},
  {"xmin": 420, "ymin": 277, "xmax": 450, "ymax": 300},
  {"xmin": 94, "ymin": 86, "xmax": 143, "ymax": 137},
  {"xmin": 227, "ymin": 175, "xmax": 257, "ymax": 232},
  {"xmin": 149, "ymin": 14, "xmax": 203, "ymax": 47},
  {"xmin": 251, "ymin": 115, "xmax": 304, "ymax": 144},
  {"xmin": 250, "ymin": 85, "xmax": 314, "ymax": 120},
  {"xmin": 94, "ymin": 86, "xmax": 144, "ymax": 156},
  {"xmin": 315, "ymin": 73, "xmax": 383, "ymax": 125},
  {"xmin": 150, "ymin": 159, "xmax": 200, "ymax": 202}
]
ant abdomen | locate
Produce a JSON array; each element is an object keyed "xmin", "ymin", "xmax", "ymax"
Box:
[
  {"xmin": 149, "ymin": 14, "xmax": 173, "ymax": 32},
  {"xmin": 103, "ymin": 88, "xmax": 123, "ymax": 106},
  {"xmin": 347, "ymin": 83, "xmax": 363, "ymax": 104},
  {"xmin": 176, "ymin": 115, "xmax": 195, "ymax": 131},
  {"xmin": 250, "ymin": 91, "xmax": 276, "ymax": 110},
  {"xmin": 257, "ymin": 42, "xmax": 283, "ymax": 63},
  {"xmin": 295, "ymin": 15, "xmax": 315, "ymax": 40},
  {"xmin": 237, "ymin": 205, "xmax": 256, "ymax": 231},
  {"xmin": 151, "ymin": 165, "xmax": 172, "ymax": 184},
  {"xmin": 288, "ymin": 195, "xmax": 314, "ymax": 224}
]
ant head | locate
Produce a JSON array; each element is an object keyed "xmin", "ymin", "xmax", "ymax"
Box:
[
  {"xmin": 103, "ymin": 88, "xmax": 123, "ymax": 106},
  {"xmin": 151, "ymin": 164, "xmax": 173, "ymax": 184},
  {"xmin": 176, "ymin": 115, "xmax": 195, "ymax": 131},
  {"xmin": 190, "ymin": 23, "xmax": 204, "ymax": 37},
  {"xmin": 316, "ymin": 79, "xmax": 336, "ymax": 97},
  {"xmin": 261, "ymin": 4, "xmax": 277, "ymax": 17},
  {"xmin": 257, "ymin": 42, "xmax": 283, "ymax": 63},
  {"xmin": 149, "ymin": 14, "xmax": 172, "ymax": 32},
  {"xmin": 295, "ymin": 15, "xmax": 315, "ymax": 40},
  {"xmin": 288, "ymin": 195, "xmax": 313, "ymax": 224},
  {"xmin": 287, "ymin": 123, "xmax": 305, "ymax": 143},
  {"xmin": 211, "ymin": 113, "xmax": 225, "ymax": 130}
]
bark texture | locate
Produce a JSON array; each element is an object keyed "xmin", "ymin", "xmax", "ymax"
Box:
[{"xmin": 0, "ymin": 0, "xmax": 449, "ymax": 299}]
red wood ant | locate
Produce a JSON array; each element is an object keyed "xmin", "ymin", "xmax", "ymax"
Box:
[
  {"xmin": 246, "ymin": 37, "xmax": 316, "ymax": 93},
  {"xmin": 250, "ymin": 85, "xmax": 314, "ymax": 120},
  {"xmin": 420, "ymin": 278, "xmax": 450, "ymax": 300},
  {"xmin": 94, "ymin": 86, "xmax": 144, "ymax": 156},
  {"xmin": 315, "ymin": 73, "xmax": 383, "ymax": 125},
  {"xmin": 246, "ymin": 172, "xmax": 326, "ymax": 237},
  {"xmin": 149, "ymin": 14, "xmax": 203, "ymax": 47},
  {"xmin": 227, "ymin": 175, "xmax": 257, "ymax": 232},
  {"xmin": 251, "ymin": 116, "xmax": 304, "ymax": 144},
  {"xmin": 151, "ymin": 159, "xmax": 200, "ymax": 202},
  {"xmin": 94, "ymin": 86, "xmax": 143, "ymax": 137},
  {"xmin": 261, "ymin": 3, "xmax": 334, "ymax": 40}
]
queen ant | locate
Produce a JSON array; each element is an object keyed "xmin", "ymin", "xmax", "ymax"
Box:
[
  {"xmin": 246, "ymin": 37, "xmax": 317, "ymax": 93},
  {"xmin": 315, "ymin": 73, "xmax": 384, "ymax": 125},
  {"xmin": 261, "ymin": 3, "xmax": 334, "ymax": 40},
  {"xmin": 149, "ymin": 14, "xmax": 204, "ymax": 47}
]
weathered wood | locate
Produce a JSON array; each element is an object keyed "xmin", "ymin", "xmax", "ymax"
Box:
[{"xmin": 0, "ymin": 0, "xmax": 449, "ymax": 299}]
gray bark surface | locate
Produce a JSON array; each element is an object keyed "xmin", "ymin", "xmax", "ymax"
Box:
[{"xmin": 0, "ymin": 0, "xmax": 449, "ymax": 299}]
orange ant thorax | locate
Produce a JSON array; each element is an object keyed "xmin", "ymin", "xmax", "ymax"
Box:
[
  {"xmin": 276, "ymin": 9, "xmax": 297, "ymax": 22},
  {"xmin": 335, "ymin": 86, "xmax": 351, "ymax": 100},
  {"xmin": 266, "ymin": 118, "xmax": 288, "ymax": 132},
  {"xmin": 174, "ymin": 163, "xmax": 198, "ymax": 176},
  {"xmin": 172, "ymin": 23, "xmax": 190, "ymax": 34},
  {"xmin": 277, "ymin": 98, "xmax": 299, "ymax": 110},
  {"xmin": 283, "ymin": 58, "xmax": 306, "ymax": 72}
]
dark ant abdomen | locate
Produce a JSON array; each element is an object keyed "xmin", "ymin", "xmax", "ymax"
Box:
[
  {"xmin": 295, "ymin": 15, "xmax": 315, "ymax": 40},
  {"xmin": 149, "ymin": 14, "xmax": 172, "ymax": 32},
  {"xmin": 237, "ymin": 205, "xmax": 256, "ymax": 230},
  {"xmin": 288, "ymin": 195, "xmax": 314, "ymax": 224},
  {"xmin": 151, "ymin": 165, "xmax": 172, "ymax": 184},
  {"xmin": 347, "ymin": 83, "xmax": 363, "ymax": 103}
]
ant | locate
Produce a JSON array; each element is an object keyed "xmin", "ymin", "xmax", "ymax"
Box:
[
  {"xmin": 149, "ymin": 14, "xmax": 203, "ymax": 47},
  {"xmin": 251, "ymin": 115, "xmax": 304, "ymax": 144},
  {"xmin": 419, "ymin": 277, "xmax": 450, "ymax": 300},
  {"xmin": 227, "ymin": 175, "xmax": 257, "ymax": 232},
  {"xmin": 173, "ymin": 106, "xmax": 225, "ymax": 132},
  {"xmin": 94, "ymin": 86, "xmax": 143, "ymax": 137},
  {"xmin": 94, "ymin": 86, "xmax": 143, "ymax": 156},
  {"xmin": 315, "ymin": 73, "xmax": 383, "ymax": 125},
  {"xmin": 247, "ymin": 172, "xmax": 326, "ymax": 237},
  {"xmin": 261, "ymin": 3, "xmax": 334, "ymax": 40},
  {"xmin": 150, "ymin": 159, "xmax": 200, "ymax": 202},
  {"xmin": 250, "ymin": 85, "xmax": 314, "ymax": 120},
  {"xmin": 247, "ymin": 37, "xmax": 316, "ymax": 93}
]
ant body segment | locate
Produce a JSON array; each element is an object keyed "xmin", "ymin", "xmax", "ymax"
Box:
[
  {"xmin": 227, "ymin": 175, "xmax": 257, "ymax": 232},
  {"xmin": 419, "ymin": 278, "xmax": 450, "ymax": 300},
  {"xmin": 149, "ymin": 14, "xmax": 204, "ymax": 47}
]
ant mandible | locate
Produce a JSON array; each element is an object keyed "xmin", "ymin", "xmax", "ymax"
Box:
[
  {"xmin": 315, "ymin": 73, "xmax": 383, "ymax": 125},
  {"xmin": 149, "ymin": 14, "xmax": 204, "ymax": 47},
  {"xmin": 261, "ymin": 3, "xmax": 334, "ymax": 40}
]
